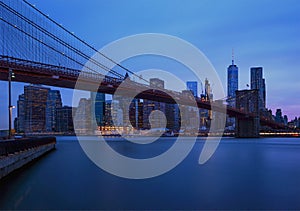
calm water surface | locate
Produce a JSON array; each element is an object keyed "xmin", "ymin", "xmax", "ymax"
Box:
[{"xmin": 1, "ymin": 137, "xmax": 300, "ymax": 210}]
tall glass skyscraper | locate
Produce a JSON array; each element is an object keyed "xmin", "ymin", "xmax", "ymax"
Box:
[
  {"xmin": 250, "ymin": 67, "xmax": 266, "ymax": 109},
  {"xmin": 143, "ymin": 78, "xmax": 166, "ymax": 129},
  {"xmin": 16, "ymin": 94, "xmax": 25, "ymax": 132},
  {"xmin": 46, "ymin": 90, "xmax": 62, "ymax": 132},
  {"xmin": 24, "ymin": 85, "xmax": 50, "ymax": 133},
  {"xmin": 91, "ymin": 92, "xmax": 105, "ymax": 128},
  {"xmin": 186, "ymin": 81, "xmax": 198, "ymax": 97},
  {"xmin": 73, "ymin": 98, "xmax": 92, "ymax": 134},
  {"xmin": 56, "ymin": 106, "xmax": 74, "ymax": 132},
  {"xmin": 227, "ymin": 57, "xmax": 238, "ymax": 107}
]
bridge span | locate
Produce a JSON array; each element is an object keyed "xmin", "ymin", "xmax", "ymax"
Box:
[
  {"xmin": 0, "ymin": 0, "xmax": 287, "ymax": 137},
  {"xmin": 0, "ymin": 56, "xmax": 286, "ymax": 137}
]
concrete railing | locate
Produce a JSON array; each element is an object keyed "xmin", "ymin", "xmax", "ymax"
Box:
[
  {"xmin": 0, "ymin": 137, "xmax": 56, "ymax": 179},
  {"xmin": 0, "ymin": 137, "xmax": 56, "ymax": 156}
]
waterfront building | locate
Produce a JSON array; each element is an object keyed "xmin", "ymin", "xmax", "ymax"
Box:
[
  {"xmin": 165, "ymin": 103, "xmax": 180, "ymax": 131},
  {"xmin": 46, "ymin": 90, "xmax": 62, "ymax": 132},
  {"xmin": 15, "ymin": 94, "xmax": 25, "ymax": 132},
  {"xmin": 73, "ymin": 98, "xmax": 92, "ymax": 134},
  {"xmin": 143, "ymin": 78, "xmax": 166, "ymax": 129},
  {"xmin": 104, "ymin": 100, "xmax": 113, "ymax": 126},
  {"xmin": 104, "ymin": 99, "xmax": 123, "ymax": 127},
  {"xmin": 90, "ymin": 92, "xmax": 105, "ymax": 128},
  {"xmin": 56, "ymin": 106, "xmax": 74, "ymax": 132},
  {"xmin": 129, "ymin": 99, "xmax": 144, "ymax": 129},
  {"xmin": 24, "ymin": 85, "xmax": 50, "ymax": 133}
]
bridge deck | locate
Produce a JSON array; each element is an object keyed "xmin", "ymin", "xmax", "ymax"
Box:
[{"xmin": 0, "ymin": 56, "xmax": 286, "ymax": 129}]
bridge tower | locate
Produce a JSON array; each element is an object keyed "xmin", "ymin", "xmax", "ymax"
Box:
[{"xmin": 235, "ymin": 89, "xmax": 260, "ymax": 138}]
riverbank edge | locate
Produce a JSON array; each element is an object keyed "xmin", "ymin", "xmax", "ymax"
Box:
[{"xmin": 0, "ymin": 139, "xmax": 56, "ymax": 180}]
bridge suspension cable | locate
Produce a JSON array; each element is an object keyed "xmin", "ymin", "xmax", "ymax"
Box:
[
  {"xmin": 22, "ymin": 0, "xmax": 149, "ymax": 83},
  {"xmin": 0, "ymin": 1, "xmax": 125, "ymax": 79}
]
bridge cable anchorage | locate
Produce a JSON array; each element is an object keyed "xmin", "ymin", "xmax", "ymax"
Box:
[
  {"xmin": 22, "ymin": 0, "xmax": 149, "ymax": 84},
  {"xmin": 0, "ymin": 2, "xmax": 124, "ymax": 79}
]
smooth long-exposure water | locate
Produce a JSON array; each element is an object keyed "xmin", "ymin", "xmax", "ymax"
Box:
[{"xmin": 1, "ymin": 137, "xmax": 300, "ymax": 210}]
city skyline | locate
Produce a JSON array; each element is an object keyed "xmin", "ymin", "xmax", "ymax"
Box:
[
  {"xmin": 0, "ymin": 0, "xmax": 300, "ymax": 129},
  {"xmin": 1, "ymin": 2, "xmax": 300, "ymax": 210}
]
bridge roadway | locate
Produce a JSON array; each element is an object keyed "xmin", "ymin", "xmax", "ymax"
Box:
[{"xmin": 0, "ymin": 56, "xmax": 285, "ymax": 129}]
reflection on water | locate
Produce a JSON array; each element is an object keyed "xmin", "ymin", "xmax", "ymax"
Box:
[{"xmin": 1, "ymin": 137, "xmax": 300, "ymax": 209}]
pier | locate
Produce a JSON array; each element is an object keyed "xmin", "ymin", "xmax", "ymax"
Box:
[{"xmin": 0, "ymin": 137, "xmax": 56, "ymax": 179}]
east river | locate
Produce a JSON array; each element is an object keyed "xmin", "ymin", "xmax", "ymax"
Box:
[{"xmin": 1, "ymin": 136, "xmax": 300, "ymax": 210}]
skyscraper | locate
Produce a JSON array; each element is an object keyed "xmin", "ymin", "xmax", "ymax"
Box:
[
  {"xmin": 16, "ymin": 94, "xmax": 25, "ymax": 132},
  {"xmin": 165, "ymin": 103, "xmax": 180, "ymax": 131},
  {"xmin": 46, "ymin": 90, "xmax": 62, "ymax": 132},
  {"xmin": 104, "ymin": 100, "xmax": 113, "ymax": 126},
  {"xmin": 262, "ymin": 78, "xmax": 266, "ymax": 108},
  {"xmin": 129, "ymin": 99, "xmax": 144, "ymax": 129},
  {"xmin": 186, "ymin": 81, "xmax": 198, "ymax": 97},
  {"xmin": 90, "ymin": 92, "xmax": 105, "ymax": 128},
  {"xmin": 24, "ymin": 85, "xmax": 50, "ymax": 133},
  {"xmin": 104, "ymin": 100, "xmax": 123, "ymax": 127},
  {"xmin": 250, "ymin": 67, "xmax": 266, "ymax": 109},
  {"xmin": 73, "ymin": 98, "xmax": 92, "ymax": 134},
  {"xmin": 112, "ymin": 94, "xmax": 131, "ymax": 130},
  {"xmin": 205, "ymin": 78, "xmax": 213, "ymax": 101},
  {"xmin": 227, "ymin": 54, "xmax": 238, "ymax": 107},
  {"xmin": 143, "ymin": 78, "xmax": 166, "ymax": 129},
  {"xmin": 227, "ymin": 54, "xmax": 238, "ymax": 127},
  {"xmin": 204, "ymin": 78, "xmax": 213, "ymax": 120},
  {"xmin": 275, "ymin": 109, "xmax": 284, "ymax": 124},
  {"xmin": 56, "ymin": 106, "xmax": 74, "ymax": 133}
]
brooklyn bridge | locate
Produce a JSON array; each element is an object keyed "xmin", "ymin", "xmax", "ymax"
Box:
[{"xmin": 0, "ymin": 0, "xmax": 288, "ymax": 138}]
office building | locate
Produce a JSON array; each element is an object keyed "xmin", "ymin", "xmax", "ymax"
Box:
[
  {"xmin": 227, "ymin": 55, "xmax": 238, "ymax": 107},
  {"xmin": 56, "ymin": 106, "xmax": 74, "ymax": 132},
  {"xmin": 73, "ymin": 98, "xmax": 92, "ymax": 134},
  {"xmin": 129, "ymin": 99, "xmax": 144, "ymax": 129},
  {"xmin": 275, "ymin": 109, "xmax": 284, "ymax": 124},
  {"xmin": 104, "ymin": 100, "xmax": 113, "ymax": 126},
  {"xmin": 24, "ymin": 85, "xmax": 50, "ymax": 133},
  {"xmin": 165, "ymin": 103, "xmax": 180, "ymax": 131},
  {"xmin": 15, "ymin": 94, "xmax": 25, "ymax": 132},
  {"xmin": 186, "ymin": 81, "xmax": 198, "ymax": 98},
  {"xmin": 112, "ymin": 94, "xmax": 132, "ymax": 130},
  {"xmin": 46, "ymin": 90, "xmax": 62, "ymax": 132},
  {"xmin": 205, "ymin": 78, "xmax": 213, "ymax": 120},
  {"xmin": 227, "ymin": 55, "xmax": 238, "ymax": 127},
  {"xmin": 104, "ymin": 100, "xmax": 123, "ymax": 127},
  {"xmin": 91, "ymin": 92, "xmax": 105, "ymax": 128},
  {"xmin": 143, "ymin": 78, "xmax": 166, "ymax": 129},
  {"xmin": 204, "ymin": 78, "xmax": 213, "ymax": 101},
  {"xmin": 250, "ymin": 67, "xmax": 266, "ymax": 109}
]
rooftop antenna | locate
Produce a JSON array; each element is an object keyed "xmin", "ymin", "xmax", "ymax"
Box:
[{"xmin": 232, "ymin": 48, "xmax": 234, "ymax": 65}]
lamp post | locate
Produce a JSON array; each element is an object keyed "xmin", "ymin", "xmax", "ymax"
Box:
[{"xmin": 8, "ymin": 68, "xmax": 15, "ymax": 139}]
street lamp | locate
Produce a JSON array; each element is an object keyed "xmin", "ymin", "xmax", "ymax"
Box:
[{"xmin": 8, "ymin": 68, "xmax": 15, "ymax": 139}]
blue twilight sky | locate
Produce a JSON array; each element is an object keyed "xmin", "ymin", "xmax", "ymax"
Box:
[{"xmin": 0, "ymin": 0, "xmax": 300, "ymax": 129}]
